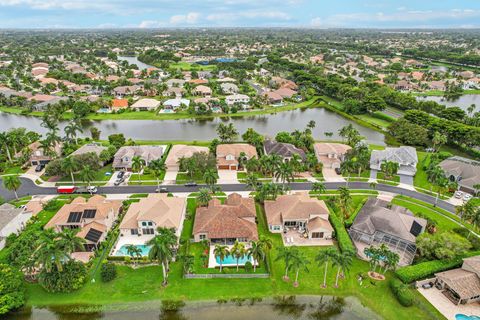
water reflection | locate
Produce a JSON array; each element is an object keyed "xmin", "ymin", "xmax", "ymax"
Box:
[
  {"xmin": 416, "ymin": 94, "xmax": 480, "ymax": 111},
  {"xmin": 307, "ymin": 296, "xmax": 345, "ymax": 319},
  {"xmin": 272, "ymin": 296, "xmax": 307, "ymax": 319}
]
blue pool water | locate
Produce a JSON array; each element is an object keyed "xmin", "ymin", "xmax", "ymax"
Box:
[
  {"xmin": 215, "ymin": 255, "xmax": 250, "ymax": 265},
  {"xmin": 115, "ymin": 244, "xmax": 151, "ymax": 257},
  {"xmin": 456, "ymin": 315, "xmax": 480, "ymax": 320}
]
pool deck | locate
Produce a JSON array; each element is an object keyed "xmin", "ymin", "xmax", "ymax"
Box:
[
  {"xmin": 418, "ymin": 286, "xmax": 480, "ymax": 320},
  {"xmin": 111, "ymin": 234, "xmax": 155, "ymax": 256},
  {"xmin": 207, "ymin": 245, "xmax": 256, "ymax": 268}
]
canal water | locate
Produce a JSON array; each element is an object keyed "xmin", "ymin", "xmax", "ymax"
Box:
[
  {"xmin": 0, "ymin": 108, "xmax": 385, "ymax": 145},
  {"xmin": 416, "ymin": 94, "xmax": 480, "ymax": 112},
  {"xmin": 5, "ymin": 296, "xmax": 381, "ymax": 320},
  {"xmin": 117, "ymin": 56, "xmax": 155, "ymax": 70}
]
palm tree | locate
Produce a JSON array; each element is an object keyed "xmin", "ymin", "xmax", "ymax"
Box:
[
  {"xmin": 247, "ymin": 241, "xmax": 265, "ymax": 272},
  {"xmin": 79, "ymin": 165, "xmax": 96, "ymax": 187},
  {"xmin": 57, "ymin": 228, "xmax": 86, "ymax": 254},
  {"xmin": 61, "ymin": 157, "xmax": 79, "ymax": 185},
  {"xmin": 213, "ymin": 244, "xmax": 229, "ymax": 272},
  {"xmin": 340, "ymin": 159, "xmax": 355, "ymax": 187},
  {"xmin": 245, "ymin": 173, "xmax": 260, "ymax": 192},
  {"xmin": 148, "ymin": 159, "xmax": 166, "ymax": 190},
  {"xmin": 364, "ymin": 246, "xmax": 381, "ymax": 273},
  {"xmin": 383, "ymin": 250, "xmax": 400, "ymax": 274},
  {"xmin": 156, "ymin": 227, "xmax": 178, "ymax": 271},
  {"xmin": 431, "ymin": 131, "xmax": 447, "ymax": 152},
  {"xmin": 274, "ymin": 161, "xmax": 294, "ymax": 187},
  {"xmin": 64, "ymin": 120, "xmax": 83, "ymax": 144},
  {"xmin": 337, "ymin": 187, "xmax": 352, "ymax": 220},
  {"xmin": 332, "ymin": 250, "xmax": 354, "ymax": 287},
  {"xmin": 147, "ymin": 235, "xmax": 173, "ymax": 286},
  {"xmin": 231, "ymin": 241, "xmax": 246, "ymax": 272},
  {"xmin": 316, "ymin": 247, "xmax": 338, "ymax": 288},
  {"xmin": 131, "ymin": 156, "xmax": 145, "ymax": 185},
  {"xmin": 291, "ymin": 250, "xmax": 309, "ymax": 287},
  {"xmin": 203, "ymin": 169, "xmax": 217, "ymax": 191},
  {"xmin": 474, "ymin": 184, "xmax": 480, "ymax": 197},
  {"xmin": 276, "ymin": 246, "xmax": 298, "ymax": 281},
  {"xmin": 369, "ymin": 181, "xmax": 377, "ymax": 190},
  {"xmin": 3, "ymin": 175, "xmax": 21, "ymax": 200},
  {"xmin": 180, "ymin": 254, "xmax": 194, "ymax": 274},
  {"xmin": 197, "ymin": 188, "xmax": 212, "ymax": 207},
  {"xmin": 311, "ymin": 182, "xmax": 326, "ymax": 194},
  {"xmin": 380, "ymin": 161, "xmax": 399, "ymax": 180},
  {"xmin": 126, "ymin": 244, "xmax": 143, "ymax": 267},
  {"xmin": 34, "ymin": 229, "xmax": 69, "ymax": 272},
  {"xmin": 0, "ymin": 132, "xmax": 12, "ymax": 162}
]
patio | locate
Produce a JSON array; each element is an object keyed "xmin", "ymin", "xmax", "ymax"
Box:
[
  {"xmin": 207, "ymin": 244, "xmax": 257, "ymax": 268},
  {"xmin": 111, "ymin": 233, "xmax": 154, "ymax": 256},
  {"xmin": 352, "ymin": 240, "xmax": 414, "ymax": 267},
  {"xmin": 282, "ymin": 229, "xmax": 333, "ymax": 247},
  {"xmin": 418, "ymin": 286, "xmax": 480, "ymax": 320}
]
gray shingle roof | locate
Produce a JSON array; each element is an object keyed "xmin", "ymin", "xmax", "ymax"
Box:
[{"xmin": 264, "ymin": 139, "xmax": 306, "ymax": 160}]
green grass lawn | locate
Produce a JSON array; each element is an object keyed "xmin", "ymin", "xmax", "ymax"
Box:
[
  {"xmin": 376, "ymin": 172, "xmax": 400, "ymax": 186},
  {"xmin": 169, "ymin": 62, "xmax": 217, "ymax": 71},
  {"xmin": 57, "ymin": 164, "xmax": 113, "ymax": 183},
  {"xmin": 357, "ymin": 113, "xmax": 393, "ymax": 128},
  {"xmin": 176, "ymin": 171, "xmax": 218, "ymax": 184},
  {"xmin": 0, "ymin": 165, "xmax": 25, "ymax": 175}
]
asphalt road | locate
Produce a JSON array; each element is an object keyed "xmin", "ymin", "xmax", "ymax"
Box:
[{"xmin": 0, "ymin": 177, "xmax": 456, "ymax": 214}]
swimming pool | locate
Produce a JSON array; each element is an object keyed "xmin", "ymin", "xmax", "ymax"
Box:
[
  {"xmin": 456, "ymin": 314, "xmax": 480, "ymax": 320},
  {"xmin": 114, "ymin": 244, "xmax": 151, "ymax": 257},
  {"xmin": 215, "ymin": 254, "xmax": 251, "ymax": 265}
]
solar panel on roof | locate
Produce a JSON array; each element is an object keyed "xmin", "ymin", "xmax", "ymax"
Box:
[
  {"xmin": 67, "ymin": 211, "xmax": 83, "ymax": 223},
  {"xmin": 83, "ymin": 209, "xmax": 97, "ymax": 219},
  {"xmin": 85, "ymin": 228, "xmax": 103, "ymax": 243},
  {"xmin": 410, "ymin": 221, "xmax": 423, "ymax": 237}
]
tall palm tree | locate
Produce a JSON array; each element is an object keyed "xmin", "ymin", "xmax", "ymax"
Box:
[
  {"xmin": 148, "ymin": 159, "xmax": 166, "ymax": 190},
  {"xmin": 316, "ymin": 247, "xmax": 338, "ymax": 288},
  {"xmin": 203, "ymin": 169, "xmax": 217, "ymax": 191},
  {"xmin": 337, "ymin": 187, "xmax": 352, "ymax": 220},
  {"xmin": 197, "ymin": 188, "xmax": 212, "ymax": 207},
  {"xmin": 0, "ymin": 132, "xmax": 13, "ymax": 162},
  {"xmin": 131, "ymin": 156, "xmax": 145, "ymax": 185},
  {"xmin": 332, "ymin": 250, "xmax": 354, "ymax": 287},
  {"xmin": 126, "ymin": 244, "xmax": 143, "ymax": 267},
  {"xmin": 380, "ymin": 161, "xmax": 399, "ymax": 180},
  {"xmin": 274, "ymin": 161, "xmax": 294, "ymax": 187},
  {"xmin": 34, "ymin": 229, "xmax": 69, "ymax": 273},
  {"xmin": 3, "ymin": 175, "xmax": 21, "ymax": 200},
  {"xmin": 275, "ymin": 246, "xmax": 298, "ymax": 281},
  {"xmin": 340, "ymin": 159, "xmax": 355, "ymax": 187},
  {"xmin": 231, "ymin": 241, "xmax": 246, "ymax": 272},
  {"xmin": 383, "ymin": 250, "xmax": 400, "ymax": 274},
  {"xmin": 61, "ymin": 157, "xmax": 79, "ymax": 185},
  {"xmin": 245, "ymin": 173, "xmax": 260, "ymax": 192},
  {"xmin": 213, "ymin": 244, "xmax": 229, "ymax": 272},
  {"xmin": 247, "ymin": 240, "xmax": 265, "ymax": 272},
  {"xmin": 57, "ymin": 228, "xmax": 86, "ymax": 254},
  {"xmin": 291, "ymin": 250, "xmax": 310, "ymax": 287},
  {"xmin": 156, "ymin": 227, "xmax": 178, "ymax": 271},
  {"xmin": 147, "ymin": 235, "xmax": 173, "ymax": 286},
  {"xmin": 64, "ymin": 120, "xmax": 83, "ymax": 144},
  {"xmin": 311, "ymin": 182, "xmax": 326, "ymax": 194},
  {"xmin": 79, "ymin": 165, "xmax": 96, "ymax": 187}
]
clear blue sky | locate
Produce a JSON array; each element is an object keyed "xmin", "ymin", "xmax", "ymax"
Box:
[{"xmin": 0, "ymin": 0, "xmax": 479, "ymax": 29}]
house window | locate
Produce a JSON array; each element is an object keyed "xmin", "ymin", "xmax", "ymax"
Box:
[
  {"xmin": 131, "ymin": 229, "xmax": 138, "ymax": 235},
  {"xmin": 142, "ymin": 228, "xmax": 155, "ymax": 235},
  {"xmin": 311, "ymin": 232, "xmax": 324, "ymax": 239},
  {"xmin": 272, "ymin": 225, "xmax": 281, "ymax": 231},
  {"xmin": 284, "ymin": 221, "xmax": 297, "ymax": 227},
  {"xmin": 237, "ymin": 237, "xmax": 247, "ymax": 242},
  {"xmin": 199, "ymin": 234, "xmax": 206, "ymax": 240}
]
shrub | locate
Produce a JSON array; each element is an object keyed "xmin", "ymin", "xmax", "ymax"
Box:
[
  {"xmin": 0, "ymin": 264, "xmax": 25, "ymax": 315},
  {"xmin": 100, "ymin": 262, "xmax": 117, "ymax": 282},
  {"xmin": 395, "ymin": 250, "xmax": 480, "ymax": 283},
  {"xmin": 106, "ymin": 256, "xmax": 126, "ymax": 262},
  {"xmin": 38, "ymin": 260, "xmax": 87, "ymax": 293},
  {"xmin": 329, "ymin": 213, "xmax": 355, "ymax": 253},
  {"xmin": 389, "ymin": 279, "xmax": 414, "ymax": 307},
  {"xmin": 244, "ymin": 261, "xmax": 253, "ymax": 272}
]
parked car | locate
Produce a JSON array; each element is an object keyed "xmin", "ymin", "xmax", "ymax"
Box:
[
  {"xmin": 35, "ymin": 164, "xmax": 44, "ymax": 172},
  {"xmin": 454, "ymin": 191, "xmax": 464, "ymax": 199},
  {"xmin": 156, "ymin": 187, "xmax": 168, "ymax": 193},
  {"xmin": 334, "ymin": 167, "xmax": 341, "ymax": 175},
  {"xmin": 114, "ymin": 178, "xmax": 125, "ymax": 186},
  {"xmin": 184, "ymin": 182, "xmax": 198, "ymax": 187},
  {"xmin": 463, "ymin": 194, "xmax": 473, "ymax": 201},
  {"xmin": 117, "ymin": 171, "xmax": 125, "ymax": 179},
  {"xmin": 422, "ymin": 282, "xmax": 433, "ymax": 289},
  {"xmin": 76, "ymin": 186, "xmax": 98, "ymax": 194}
]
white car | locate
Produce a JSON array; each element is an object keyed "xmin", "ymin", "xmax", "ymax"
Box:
[
  {"xmin": 454, "ymin": 191, "xmax": 464, "ymax": 199},
  {"xmin": 463, "ymin": 194, "xmax": 473, "ymax": 202}
]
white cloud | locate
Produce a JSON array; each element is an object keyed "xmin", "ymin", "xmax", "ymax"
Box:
[
  {"xmin": 138, "ymin": 20, "xmax": 163, "ymax": 28},
  {"xmin": 206, "ymin": 10, "xmax": 290, "ymax": 24},
  {"xmin": 169, "ymin": 12, "xmax": 200, "ymax": 24}
]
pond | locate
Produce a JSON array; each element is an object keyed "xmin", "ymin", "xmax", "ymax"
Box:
[
  {"xmin": 5, "ymin": 296, "xmax": 381, "ymax": 320},
  {"xmin": 0, "ymin": 108, "xmax": 385, "ymax": 145},
  {"xmin": 416, "ymin": 94, "xmax": 480, "ymax": 112},
  {"xmin": 117, "ymin": 56, "xmax": 155, "ymax": 71}
]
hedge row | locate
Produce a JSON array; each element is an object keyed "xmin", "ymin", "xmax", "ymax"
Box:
[
  {"xmin": 329, "ymin": 213, "xmax": 355, "ymax": 253},
  {"xmin": 344, "ymin": 197, "xmax": 369, "ymax": 228},
  {"xmin": 395, "ymin": 250, "xmax": 480, "ymax": 283},
  {"xmin": 389, "ymin": 279, "xmax": 415, "ymax": 307}
]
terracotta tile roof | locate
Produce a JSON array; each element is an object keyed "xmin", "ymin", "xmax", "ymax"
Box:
[
  {"xmin": 216, "ymin": 144, "xmax": 257, "ymax": 167},
  {"xmin": 111, "ymin": 99, "xmax": 129, "ymax": 109},
  {"xmin": 193, "ymin": 193, "xmax": 258, "ymax": 240},
  {"xmin": 164, "ymin": 144, "xmax": 209, "ymax": 169}
]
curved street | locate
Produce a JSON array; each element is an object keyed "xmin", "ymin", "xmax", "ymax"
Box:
[{"xmin": 0, "ymin": 177, "xmax": 456, "ymax": 214}]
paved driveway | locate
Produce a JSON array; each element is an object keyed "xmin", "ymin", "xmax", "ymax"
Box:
[
  {"xmin": 218, "ymin": 170, "xmax": 239, "ymax": 184},
  {"xmin": 163, "ymin": 170, "xmax": 178, "ymax": 184},
  {"xmin": 322, "ymin": 168, "xmax": 345, "ymax": 182},
  {"xmin": 399, "ymin": 174, "xmax": 414, "ymax": 185}
]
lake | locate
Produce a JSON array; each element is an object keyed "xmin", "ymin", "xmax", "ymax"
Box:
[
  {"xmin": 416, "ymin": 94, "xmax": 480, "ymax": 112},
  {"xmin": 0, "ymin": 107, "xmax": 385, "ymax": 145},
  {"xmin": 117, "ymin": 56, "xmax": 155, "ymax": 70},
  {"xmin": 5, "ymin": 296, "xmax": 381, "ymax": 320}
]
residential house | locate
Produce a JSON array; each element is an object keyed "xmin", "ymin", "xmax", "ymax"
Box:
[
  {"xmin": 113, "ymin": 145, "xmax": 165, "ymax": 171},
  {"xmin": 163, "ymin": 87, "xmax": 184, "ymax": 98},
  {"xmin": 434, "ymin": 255, "xmax": 480, "ymax": 305},
  {"xmin": 370, "ymin": 146, "xmax": 418, "ymax": 176},
  {"xmin": 193, "ymin": 85, "xmax": 212, "ymax": 97},
  {"xmin": 220, "ymin": 83, "xmax": 239, "ymax": 94},
  {"xmin": 264, "ymin": 139, "xmax": 306, "ymax": 162},
  {"xmin": 193, "ymin": 193, "xmax": 258, "ymax": 243},
  {"xmin": 348, "ymin": 197, "xmax": 427, "ymax": 266},
  {"xmin": 113, "ymin": 85, "xmax": 141, "ymax": 98},
  {"xmin": 119, "ymin": 194, "xmax": 186, "ymax": 239},
  {"xmin": 131, "ymin": 98, "xmax": 161, "ymax": 111},
  {"xmin": 45, "ymin": 195, "xmax": 122, "ymax": 251},
  {"xmin": 269, "ymin": 76, "xmax": 298, "ymax": 90},
  {"xmin": 273, "ymin": 87, "xmax": 298, "ymax": 99},
  {"xmin": 225, "ymin": 94, "xmax": 250, "ymax": 106},
  {"xmin": 166, "ymin": 79, "xmax": 185, "ymax": 88},
  {"xmin": 314, "ymin": 143, "xmax": 351, "ymax": 169},
  {"xmin": 110, "ymin": 98, "xmax": 129, "ymax": 111},
  {"xmin": 189, "ymin": 79, "xmax": 208, "ymax": 85},
  {"xmin": 263, "ymin": 91, "xmax": 283, "ymax": 104},
  {"xmin": 21, "ymin": 141, "xmax": 62, "ymax": 166},
  {"xmin": 163, "ymin": 98, "xmax": 190, "ymax": 110},
  {"xmin": 265, "ymin": 194, "xmax": 333, "ymax": 240},
  {"xmin": 439, "ymin": 156, "xmax": 480, "ymax": 194},
  {"xmin": 0, "ymin": 204, "xmax": 33, "ymax": 249},
  {"xmin": 70, "ymin": 143, "xmax": 107, "ymax": 165},
  {"xmin": 164, "ymin": 144, "xmax": 209, "ymax": 172},
  {"xmin": 427, "ymin": 81, "xmax": 446, "ymax": 91},
  {"xmin": 216, "ymin": 144, "xmax": 258, "ymax": 170}
]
